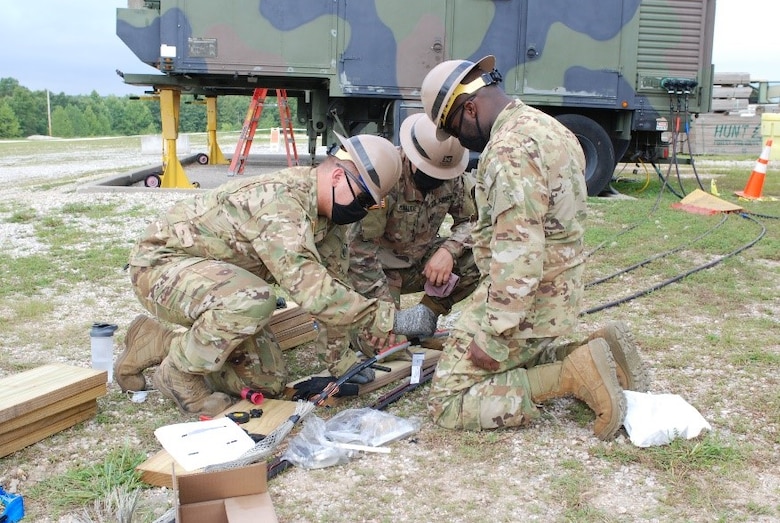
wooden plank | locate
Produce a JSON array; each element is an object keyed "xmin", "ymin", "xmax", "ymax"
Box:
[
  {"xmin": 268, "ymin": 311, "xmax": 310, "ymax": 332},
  {"xmin": 274, "ymin": 323, "xmax": 317, "ymax": 350},
  {"xmin": 137, "ymin": 398, "xmax": 299, "ymax": 488},
  {"xmin": 712, "ymin": 86, "xmax": 753, "ymax": 99},
  {"xmin": 0, "ymin": 399, "xmax": 96, "ymax": 446},
  {"xmin": 0, "ymin": 364, "xmax": 107, "ymax": 423},
  {"xmin": 267, "ymin": 302, "xmax": 317, "ymax": 349},
  {"xmin": 0, "ymin": 401, "xmax": 97, "ymax": 458},
  {"xmin": 711, "ymin": 98, "xmax": 750, "ymax": 112},
  {"xmin": 268, "ymin": 301, "xmax": 309, "ymax": 324},
  {"xmin": 713, "ymin": 72, "xmax": 751, "ymax": 85},
  {"xmin": 0, "ymin": 383, "xmax": 106, "ymax": 436}
]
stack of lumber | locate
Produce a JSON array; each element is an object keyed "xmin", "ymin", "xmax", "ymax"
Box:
[
  {"xmin": 267, "ymin": 301, "xmax": 317, "ymax": 350},
  {"xmin": 689, "ymin": 72, "xmax": 762, "ymax": 155},
  {"xmin": 0, "ymin": 364, "xmax": 107, "ymax": 458},
  {"xmin": 711, "ymin": 72, "xmax": 753, "ymax": 113}
]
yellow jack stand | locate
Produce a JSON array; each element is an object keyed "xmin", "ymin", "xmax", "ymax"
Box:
[
  {"xmin": 159, "ymin": 88, "xmax": 194, "ymax": 189},
  {"xmin": 206, "ymin": 96, "xmax": 228, "ymax": 165}
]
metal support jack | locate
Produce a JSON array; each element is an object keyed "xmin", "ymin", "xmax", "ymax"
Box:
[
  {"xmin": 205, "ymin": 96, "xmax": 228, "ymax": 165},
  {"xmin": 159, "ymin": 88, "xmax": 195, "ymax": 189}
]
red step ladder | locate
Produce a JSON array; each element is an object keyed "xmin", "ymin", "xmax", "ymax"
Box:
[
  {"xmin": 228, "ymin": 88, "xmax": 298, "ymax": 176},
  {"xmin": 277, "ymin": 89, "xmax": 299, "ymax": 167}
]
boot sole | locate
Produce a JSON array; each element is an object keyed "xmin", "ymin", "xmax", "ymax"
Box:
[
  {"xmin": 585, "ymin": 339, "xmax": 627, "ymax": 440},
  {"xmin": 591, "ymin": 322, "xmax": 651, "ymax": 392}
]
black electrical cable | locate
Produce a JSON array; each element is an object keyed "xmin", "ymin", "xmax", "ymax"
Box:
[
  {"xmin": 682, "ymin": 87, "xmax": 705, "ymax": 191},
  {"xmin": 581, "ymin": 212, "xmax": 766, "ymax": 315},
  {"xmin": 585, "ymin": 213, "xmax": 728, "ymax": 288},
  {"xmin": 744, "ymin": 210, "xmax": 780, "ymax": 220},
  {"xmin": 651, "ymin": 160, "xmax": 685, "ymax": 200}
]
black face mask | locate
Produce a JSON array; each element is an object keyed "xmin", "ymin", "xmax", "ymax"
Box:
[
  {"xmin": 331, "ymin": 186, "xmax": 368, "ymax": 225},
  {"xmin": 458, "ymin": 112, "xmax": 490, "ymax": 153},
  {"xmin": 412, "ymin": 169, "xmax": 445, "ymax": 194}
]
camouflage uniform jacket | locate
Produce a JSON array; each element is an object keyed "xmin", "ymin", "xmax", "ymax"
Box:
[
  {"xmin": 462, "ymin": 99, "xmax": 588, "ymax": 362},
  {"xmin": 349, "ymin": 151, "xmax": 475, "ymax": 303},
  {"xmin": 128, "ymin": 167, "xmax": 393, "ymax": 336}
]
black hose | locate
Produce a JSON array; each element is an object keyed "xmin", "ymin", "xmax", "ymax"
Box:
[
  {"xmin": 581, "ymin": 213, "xmax": 766, "ymax": 315},
  {"xmin": 586, "ymin": 214, "xmax": 728, "ymax": 288}
]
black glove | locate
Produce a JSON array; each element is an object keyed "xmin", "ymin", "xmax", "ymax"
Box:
[
  {"xmin": 393, "ymin": 304, "xmax": 438, "ymax": 338},
  {"xmin": 291, "ymin": 377, "xmax": 358, "ymax": 401},
  {"xmin": 345, "ymin": 366, "xmax": 375, "ymax": 385}
]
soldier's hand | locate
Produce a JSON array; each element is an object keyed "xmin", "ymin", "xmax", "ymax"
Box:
[
  {"xmin": 363, "ymin": 329, "xmax": 401, "ymax": 353},
  {"xmin": 465, "ymin": 338, "xmax": 500, "ymax": 371},
  {"xmin": 422, "ymin": 248, "xmax": 455, "ymax": 287}
]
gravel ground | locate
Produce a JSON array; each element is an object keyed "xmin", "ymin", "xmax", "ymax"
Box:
[{"xmin": 0, "ymin": 137, "xmax": 778, "ymax": 522}]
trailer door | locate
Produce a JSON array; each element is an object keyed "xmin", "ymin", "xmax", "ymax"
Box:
[
  {"xmin": 520, "ymin": 0, "xmax": 637, "ymax": 109},
  {"xmin": 339, "ymin": 0, "xmax": 446, "ymax": 98}
]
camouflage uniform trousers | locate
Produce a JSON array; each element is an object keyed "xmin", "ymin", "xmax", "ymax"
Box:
[
  {"xmin": 383, "ymin": 238, "xmax": 480, "ymax": 316},
  {"xmin": 129, "ymin": 256, "xmax": 288, "ymax": 397},
  {"xmin": 427, "ymin": 327, "xmax": 560, "ymax": 431}
]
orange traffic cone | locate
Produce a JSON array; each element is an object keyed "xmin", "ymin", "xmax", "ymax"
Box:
[{"xmin": 736, "ymin": 139, "xmax": 772, "ymax": 199}]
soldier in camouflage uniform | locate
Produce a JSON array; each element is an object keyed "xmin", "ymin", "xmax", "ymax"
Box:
[
  {"xmin": 348, "ymin": 113, "xmax": 479, "ymax": 351},
  {"xmin": 116, "ymin": 133, "xmax": 439, "ymax": 416},
  {"xmin": 420, "ymin": 56, "xmax": 648, "ymax": 439}
]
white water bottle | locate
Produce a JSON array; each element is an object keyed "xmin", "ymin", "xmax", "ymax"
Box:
[{"xmin": 90, "ymin": 323, "xmax": 118, "ymax": 382}]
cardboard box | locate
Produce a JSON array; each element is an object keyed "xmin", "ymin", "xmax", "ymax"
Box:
[{"xmin": 175, "ymin": 462, "xmax": 278, "ymax": 523}]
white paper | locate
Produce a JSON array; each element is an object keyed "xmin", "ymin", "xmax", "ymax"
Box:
[
  {"xmin": 410, "ymin": 352, "xmax": 425, "ymax": 385},
  {"xmin": 154, "ymin": 418, "xmax": 255, "ymax": 471},
  {"xmin": 623, "ymin": 390, "xmax": 712, "ymax": 447}
]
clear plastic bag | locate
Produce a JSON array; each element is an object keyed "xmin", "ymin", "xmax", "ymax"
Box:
[
  {"xmin": 325, "ymin": 408, "xmax": 421, "ymax": 447},
  {"xmin": 282, "ymin": 416, "xmax": 352, "ymax": 469},
  {"xmin": 281, "ymin": 408, "xmax": 421, "ymax": 469}
]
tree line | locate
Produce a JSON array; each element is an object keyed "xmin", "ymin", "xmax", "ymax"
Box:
[{"xmin": 0, "ymin": 78, "xmax": 291, "ymax": 139}]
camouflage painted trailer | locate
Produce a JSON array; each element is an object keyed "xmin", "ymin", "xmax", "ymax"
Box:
[{"xmin": 117, "ymin": 0, "xmax": 716, "ymax": 195}]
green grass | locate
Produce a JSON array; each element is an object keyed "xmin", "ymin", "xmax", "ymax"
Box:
[{"xmin": 28, "ymin": 445, "xmax": 149, "ymax": 518}]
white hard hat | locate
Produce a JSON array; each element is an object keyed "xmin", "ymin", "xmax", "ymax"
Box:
[
  {"xmin": 400, "ymin": 113, "xmax": 468, "ymax": 180},
  {"xmin": 420, "ymin": 55, "xmax": 497, "ymax": 140}
]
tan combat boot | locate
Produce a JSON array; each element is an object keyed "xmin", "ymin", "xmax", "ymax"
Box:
[
  {"xmin": 115, "ymin": 315, "xmax": 177, "ymax": 392},
  {"xmin": 587, "ymin": 321, "xmax": 650, "ymax": 392},
  {"xmin": 153, "ymin": 356, "xmax": 233, "ymax": 417},
  {"xmin": 528, "ymin": 339, "xmax": 626, "ymax": 440}
]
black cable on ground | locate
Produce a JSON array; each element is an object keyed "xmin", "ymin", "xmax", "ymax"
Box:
[
  {"xmin": 585, "ymin": 214, "xmax": 728, "ymax": 288},
  {"xmin": 580, "ymin": 212, "xmax": 766, "ymax": 316},
  {"xmin": 744, "ymin": 210, "xmax": 780, "ymax": 220},
  {"xmin": 652, "ymin": 160, "xmax": 685, "ymax": 200}
]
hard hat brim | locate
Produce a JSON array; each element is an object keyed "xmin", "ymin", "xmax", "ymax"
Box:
[
  {"xmin": 334, "ymin": 132, "xmax": 381, "ymax": 203},
  {"xmin": 400, "ymin": 113, "xmax": 468, "ymax": 180}
]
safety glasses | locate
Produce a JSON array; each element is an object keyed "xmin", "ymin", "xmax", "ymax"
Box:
[
  {"xmin": 329, "ymin": 143, "xmax": 375, "ymax": 208},
  {"xmin": 338, "ymin": 162, "xmax": 375, "ymax": 210}
]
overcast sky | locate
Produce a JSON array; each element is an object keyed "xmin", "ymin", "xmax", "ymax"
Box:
[{"xmin": 0, "ymin": 0, "xmax": 776, "ymax": 96}]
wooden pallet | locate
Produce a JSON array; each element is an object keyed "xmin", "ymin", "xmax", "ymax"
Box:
[{"xmin": 0, "ymin": 364, "xmax": 107, "ymax": 458}]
